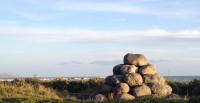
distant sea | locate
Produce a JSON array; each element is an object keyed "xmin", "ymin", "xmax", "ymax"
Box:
[
  {"xmin": 0, "ymin": 76, "xmax": 200, "ymax": 82},
  {"xmin": 164, "ymin": 76, "xmax": 200, "ymax": 81}
]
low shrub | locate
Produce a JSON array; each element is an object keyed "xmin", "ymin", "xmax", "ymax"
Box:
[
  {"xmin": 188, "ymin": 96, "xmax": 200, "ymax": 103},
  {"xmin": 168, "ymin": 79, "xmax": 200, "ymax": 96}
]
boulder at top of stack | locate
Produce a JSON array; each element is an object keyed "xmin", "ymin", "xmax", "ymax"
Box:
[{"xmin": 124, "ymin": 53, "xmax": 148, "ymax": 66}]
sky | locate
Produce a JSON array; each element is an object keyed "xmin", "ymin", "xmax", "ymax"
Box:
[{"xmin": 0, "ymin": 0, "xmax": 200, "ymax": 77}]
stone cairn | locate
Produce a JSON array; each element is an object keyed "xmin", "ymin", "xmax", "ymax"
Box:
[{"xmin": 92, "ymin": 53, "xmax": 172, "ymax": 101}]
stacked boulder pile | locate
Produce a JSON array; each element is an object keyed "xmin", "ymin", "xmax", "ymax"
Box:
[{"xmin": 93, "ymin": 53, "xmax": 172, "ymax": 101}]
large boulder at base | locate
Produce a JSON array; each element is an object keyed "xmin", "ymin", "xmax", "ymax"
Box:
[
  {"xmin": 150, "ymin": 83, "xmax": 172, "ymax": 97},
  {"xmin": 124, "ymin": 53, "xmax": 148, "ymax": 66},
  {"xmin": 123, "ymin": 73, "xmax": 143, "ymax": 86},
  {"xmin": 105, "ymin": 75, "xmax": 123, "ymax": 86},
  {"xmin": 139, "ymin": 64, "xmax": 156, "ymax": 75},
  {"xmin": 131, "ymin": 84, "xmax": 151, "ymax": 97},
  {"xmin": 113, "ymin": 64, "xmax": 123, "ymax": 75},
  {"xmin": 112, "ymin": 83, "xmax": 130, "ymax": 94},
  {"xmin": 120, "ymin": 65, "xmax": 138, "ymax": 75},
  {"xmin": 116, "ymin": 93, "xmax": 135, "ymax": 100},
  {"xmin": 94, "ymin": 84, "xmax": 113, "ymax": 95},
  {"xmin": 143, "ymin": 74, "xmax": 165, "ymax": 84},
  {"xmin": 95, "ymin": 94, "xmax": 108, "ymax": 101}
]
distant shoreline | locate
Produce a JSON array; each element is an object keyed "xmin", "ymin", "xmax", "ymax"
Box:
[{"xmin": 1, "ymin": 76, "xmax": 200, "ymax": 82}]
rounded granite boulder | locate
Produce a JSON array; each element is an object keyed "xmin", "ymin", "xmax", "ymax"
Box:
[
  {"xmin": 105, "ymin": 75, "xmax": 123, "ymax": 86},
  {"xmin": 94, "ymin": 84, "xmax": 113, "ymax": 95},
  {"xmin": 112, "ymin": 83, "xmax": 130, "ymax": 94},
  {"xmin": 139, "ymin": 64, "xmax": 156, "ymax": 75},
  {"xmin": 120, "ymin": 65, "xmax": 138, "ymax": 75},
  {"xmin": 150, "ymin": 83, "xmax": 172, "ymax": 97},
  {"xmin": 124, "ymin": 53, "xmax": 148, "ymax": 66},
  {"xmin": 113, "ymin": 64, "xmax": 123, "ymax": 75},
  {"xmin": 143, "ymin": 74, "xmax": 165, "ymax": 84},
  {"xmin": 131, "ymin": 84, "xmax": 151, "ymax": 97},
  {"xmin": 116, "ymin": 93, "xmax": 135, "ymax": 100},
  {"xmin": 123, "ymin": 73, "xmax": 143, "ymax": 86}
]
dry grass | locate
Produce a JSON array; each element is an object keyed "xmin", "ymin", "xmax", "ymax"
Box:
[{"xmin": 0, "ymin": 82, "xmax": 60, "ymax": 99}]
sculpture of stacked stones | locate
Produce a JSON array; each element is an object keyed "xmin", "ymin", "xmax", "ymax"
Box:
[{"xmin": 93, "ymin": 53, "xmax": 172, "ymax": 101}]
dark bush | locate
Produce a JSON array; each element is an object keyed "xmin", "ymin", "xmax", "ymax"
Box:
[
  {"xmin": 42, "ymin": 77, "xmax": 104, "ymax": 93},
  {"xmin": 188, "ymin": 79, "xmax": 200, "ymax": 96},
  {"xmin": 65, "ymin": 77, "xmax": 104, "ymax": 93},
  {"xmin": 168, "ymin": 81, "xmax": 189, "ymax": 96},
  {"xmin": 49, "ymin": 78, "xmax": 68, "ymax": 91},
  {"xmin": 188, "ymin": 96, "xmax": 200, "ymax": 103},
  {"xmin": 168, "ymin": 79, "xmax": 200, "ymax": 97}
]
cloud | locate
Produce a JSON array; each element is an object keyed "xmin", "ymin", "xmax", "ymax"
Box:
[
  {"xmin": 56, "ymin": 61, "xmax": 82, "ymax": 65},
  {"xmin": 2, "ymin": 0, "xmax": 199, "ymax": 21},
  {"xmin": 0, "ymin": 26, "xmax": 200, "ymax": 44},
  {"xmin": 90, "ymin": 60, "xmax": 122, "ymax": 65},
  {"xmin": 2, "ymin": 1, "xmax": 144, "ymax": 21},
  {"xmin": 54, "ymin": 1, "xmax": 144, "ymax": 13},
  {"xmin": 54, "ymin": 0, "xmax": 200, "ymax": 19},
  {"xmin": 149, "ymin": 59, "xmax": 169, "ymax": 63}
]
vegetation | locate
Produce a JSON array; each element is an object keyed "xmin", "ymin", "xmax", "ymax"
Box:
[
  {"xmin": 0, "ymin": 77, "xmax": 200, "ymax": 102},
  {"xmin": 168, "ymin": 79, "xmax": 200, "ymax": 96},
  {"xmin": 0, "ymin": 80, "xmax": 61, "ymax": 103},
  {"xmin": 44, "ymin": 77, "xmax": 105, "ymax": 93}
]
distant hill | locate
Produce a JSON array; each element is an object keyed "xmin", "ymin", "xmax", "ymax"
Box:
[{"xmin": 0, "ymin": 73, "xmax": 15, "ymax": 78}]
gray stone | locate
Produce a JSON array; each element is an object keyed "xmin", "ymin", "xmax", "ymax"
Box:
[
  {"xmin": 120, "ymin": 65, "xmax": 138, "ymax": 75},
  {"xmin": 143, "ymin": 74, "xmax": 165, "ymax": 84},
  {"xmin": 150, "ymin": 83, "xmax": 172, "ymax": 97},
  {"xmin": 112, "ymin": 83, "xmax": 130, "ymax": 94},
  {"xmin": 139, "ymin": 64, "xmax": 156, "ymax": 75},
  {"xmin": 131, "ymin": 84, "xmax": 151, "ymax": 97},
  {"xmin": 105, "ymin": 75, "xmax": 123, "ymax": 86},
  {"xmin": 116, "ymin": 93, "xmax": 135, "ymax": 100},
  {"xmin": 124, "ymin": 53, "xmax": 148, "ymax": 66},
  {"xmin": 94, "ymin": 84, "xmax": 113, "ymax": 95},
  {"xmin": 123, "ymin": 73, "xmax": 143, "ymax": 86},
  {"xmin": 113, "ymin": 64, "xmax": 123, "ymax": 75}
]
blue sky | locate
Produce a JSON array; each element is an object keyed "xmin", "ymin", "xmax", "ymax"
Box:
[{"xmin": 0, "ymin": 0, "xmax": 200, "ymax": 77}]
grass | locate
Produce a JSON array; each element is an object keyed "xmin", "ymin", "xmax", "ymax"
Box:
[
  {"xmin": 0, "ymin": 77, "xmax": 200, "ymax": 102},
  {"xmin": 0, "ymin": 80, "xmax": 61, "ymax": 103},
  {"xmin": 0, "ymin": 82, "xmax": 59, "ymax": 99}
]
